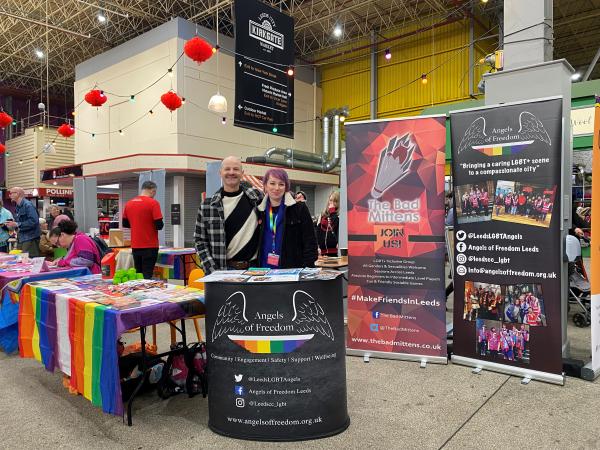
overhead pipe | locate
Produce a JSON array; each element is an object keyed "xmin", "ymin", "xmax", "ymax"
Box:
[{"xmin": 245, "ymin": 114, "xmax": 342, "ymax": 172}]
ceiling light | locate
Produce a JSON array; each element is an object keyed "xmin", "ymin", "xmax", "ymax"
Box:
[
  {"xmin": 97, "ymin": 12, "xmax": 106, "ymax": 23},
  {"xmin": 221, "ymin": 117, "xmax": 227, "ymax": 125},
  {"xmin": 481, "ymin": 0, "xmax": 488, "ymax": 3},
  {"xmin": 18, "ymin": 160, "xmax": 23, "ymax": 165},
  {"xmin": 340, "ymin": 115, "xmax": 346, "ymax": 123},
  {"xmin": 571, "ymin": 72, "xmax": 581, "ymax": 81},
  {"xmin": 333, "ymin": 25, "xmax": 342, "ymax": 38},
  {"xmin": 119, "ymin": 129, "xmax": 124, "ymax": 135},
  {"xmin": 421, "ymin": 73, "xmax": 428, "ymax": 85},
  {"xmin": 35, "ymin": 49, "xmax": 44, "ymax": 59},
  {"xmin": 385, "ymin": 48, "xmax": 391, "ymax": 60},
  {"xmin": 208, "ymin": 92, "xmax": 228, "ymax": 113},
  {"xmin": 168, "ymin": 68, "xmax": 173, "ymax": 77}
]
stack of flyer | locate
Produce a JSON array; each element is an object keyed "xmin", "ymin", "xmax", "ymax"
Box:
[{"xmin": 198, "ymin": 267, "xmax": 342, "ymax": 283}]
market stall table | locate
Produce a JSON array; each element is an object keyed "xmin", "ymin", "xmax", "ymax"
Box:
[
  {"xmin": 0, "ymin": 257, "xmax": 90, "ymax": 354},
  {"xmin": 202, "ymin": 268, "xmax": 349, "ymax": 441},
  {"xmin": 115, "ymin": 248, "xmax": 200, "ymax": 284},
  {"xmin": 18, "ymin": 274, "xmax": 205, "ymax": 424}
]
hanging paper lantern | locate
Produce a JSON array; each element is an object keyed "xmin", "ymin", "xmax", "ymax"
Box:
[
  {"xmin": 184, "ymin": 36, "xmax": 213, "ymax": 63},
  {"xmin": 0, "ymin": 143, "xmax": 5, "ymax": 153},
  {"xmin": 0, "ymin": 112, "xmax": 13, "ymax": 128},
  {"xmin": 84, "ymin": 89, "xmax": 107, "ymax": 107},
  {"xmin": 57, "ymin": 123, "xmax": 75, "ymax": 137},
  {"xmin": 161, "ymin": 91, "xmax": 183, "ymax": 111}
]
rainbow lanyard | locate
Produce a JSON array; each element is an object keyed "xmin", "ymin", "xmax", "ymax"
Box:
[{"xmin": 269, "ymin": 205, "xmax": 279, "ymax": 252}]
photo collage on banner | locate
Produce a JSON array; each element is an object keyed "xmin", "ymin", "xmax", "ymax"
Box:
[
  {"xmin": 345, "ymin": 116, "xmax": 447, "ymax": 361},
  {"xmin": 450, "ymin": 98, "xmax": 563, "ymax": 377}
]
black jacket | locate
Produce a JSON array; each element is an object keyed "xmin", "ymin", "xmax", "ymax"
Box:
[{"xmin": 257, "ymin": 193, "xmax": 318, "ymax": 268}]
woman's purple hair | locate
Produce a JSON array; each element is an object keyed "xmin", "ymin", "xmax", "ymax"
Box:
[{"xmin": 263, "ymin": 168, "xmax": 291, "ymax": 192}]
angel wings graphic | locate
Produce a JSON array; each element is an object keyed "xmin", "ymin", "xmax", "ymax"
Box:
[
  {"xmin": 457, "ymin": 111, "xmax": 551, "ymax": 155},
  {"xmin": 211, "ymin": 290, "xmax": 334, "ymax": 353}
]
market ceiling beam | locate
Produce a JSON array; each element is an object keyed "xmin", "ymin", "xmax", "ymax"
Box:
[{"xmin": 0, "ymin": 8, "xmax": 91, "ymax": 39}]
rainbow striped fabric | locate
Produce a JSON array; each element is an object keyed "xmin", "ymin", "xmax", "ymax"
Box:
[
  {"xmin": 228, "ymin": 334, "xmax": 314, "ymax": 354},
  {"xmin": 153, "ymin": 249, "xmax": 200, "ymax": 281},
  {"xmin": 472, "ymin": 140, "xmax": 533, "ymax": 156},
  {"xmin": 18, "ymin": 275, "xmax": 205, "ymax": 416}
]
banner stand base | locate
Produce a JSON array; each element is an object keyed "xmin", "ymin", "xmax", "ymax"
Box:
[
  {"xmin": 581, "ymin": 361, "xmax": 600, "ymax": 381},
  {"xmin": 347, "ymin": 348, "xmax": 448, "ymax": 365},
  {"xmin": 451, "ymin": 355, "xmax": 565, "ymax": 385}
]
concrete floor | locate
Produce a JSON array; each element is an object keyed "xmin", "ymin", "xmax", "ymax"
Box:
[{"xmin": 0, "ymin": 262, "xmax": 598, "ymax": 449}]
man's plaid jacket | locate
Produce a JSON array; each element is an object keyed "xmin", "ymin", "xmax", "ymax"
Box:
[{"xmin": 194, "ymin": 183, "xmax": 263, "ymax": 274}]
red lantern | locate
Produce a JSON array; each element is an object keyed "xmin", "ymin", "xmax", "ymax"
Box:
[
  {"xmin": 0, "ymin": 112, "xmax": 13, "ymax": 128},
  {"xmin": 0, "ymin": 143, "xmax": 5, "ymax": 153},
  {"xmin": 84, "ymin": 89, "xmax": 107, "ymax": 107},
  {"xmin": 161, "ymin": 91, "xmax": 183, "ymax": 111},
  {"xmin": 184, "ymin": 36, "xmax": 213, "ymax": 63},
  {"xmin": 57, "ymin": 123, "xmax": 75, "ymax": 138}
]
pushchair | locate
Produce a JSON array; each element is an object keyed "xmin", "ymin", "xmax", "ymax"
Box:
[{"xmin": 566, "ymin": 234, "xmax": 591, "ymax": 327}]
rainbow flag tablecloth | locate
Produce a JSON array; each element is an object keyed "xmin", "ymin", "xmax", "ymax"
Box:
[
  {"xmin": 0, "ymin": 268, "xmax": 89, "ymax": 354},
  {"xmin": 18, "ymin": 274, "xmax": 205, "ymax": 416}
]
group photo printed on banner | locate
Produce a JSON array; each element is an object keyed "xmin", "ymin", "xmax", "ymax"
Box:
[{"xmin": 454, "ymin": 181, "xmax": 495, "ymax": 224}]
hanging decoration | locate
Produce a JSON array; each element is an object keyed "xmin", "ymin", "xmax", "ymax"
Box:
[
  {"xmin": 0, "ymin": 112, "xmax": 13, "ymax": 128},
  {"xmin": 184, "ymin": 36, "xmax": 213, "ymax": 63},
  {"xmin": 208, "ymin": 7, "xmax": 227, "ymax": 114},
  {"xmin": 84, "ymin": 89, "xmax": 107, "ymax": 107},
  {"xmin": 0, "ymin": 143, "xmax": 5, "ymax": 153},
  {"xmin": 161, "ymin": 91, "xmax": 183, "ymax": 111},
  {"xmin": 57, "ymin": 123, "xmax": 75, "ymax": 137}
]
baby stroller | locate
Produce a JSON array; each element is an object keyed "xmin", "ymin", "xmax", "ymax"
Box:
[{"xmin": 566, "ymin": 234, "xmax": 591, "ymax": 327}]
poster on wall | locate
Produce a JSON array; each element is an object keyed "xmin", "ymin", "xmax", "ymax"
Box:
[
  {"xmin": 590, "ymin": 95, "xmax": 600, "ymax": 372},
  {"xmin": 450, "ymin": 97, "xmax": 564, "ymax": 383},
  {"xmin": 345, "ymin": 116, "xmax": 448, "ymax": 363},
  {"xmin": 234, "ymin": 0, "xmax": 294, "ymax": 138}
]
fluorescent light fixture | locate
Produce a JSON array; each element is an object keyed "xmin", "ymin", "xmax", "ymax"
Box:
[
  {"xmin": 571, "ymin": 72, "xmax": 581, "ymax": 81},
  {"xmin": 35, "ymin": 49, "xmax": 44, "ymax": 58},
  {"xmin": 333, "ymin": 25, "xmax": 342, "ymax": 37},
  {"xmin": 97, "ymin": 12, "xmax": 106, "ymax": 23}
]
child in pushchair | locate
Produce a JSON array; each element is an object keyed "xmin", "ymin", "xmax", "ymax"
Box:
[{"xmin": 566, "ymin": 234, "xmax": 591, "ymax": 327}]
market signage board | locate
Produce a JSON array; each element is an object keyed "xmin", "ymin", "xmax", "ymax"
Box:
[{"xmin": 234, "ymin": 0, "xmax": 294, "ymax": 138}]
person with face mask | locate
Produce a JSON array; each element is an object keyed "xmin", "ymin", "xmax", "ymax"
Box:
[{"xmin": 316, "ymin": 191, "xmax": 340, "ymax": 257}]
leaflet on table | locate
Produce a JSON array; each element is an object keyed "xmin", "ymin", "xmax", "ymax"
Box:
[{"xmin": 200, "ymin": 268, "xmax": 342, "ymax": 283}]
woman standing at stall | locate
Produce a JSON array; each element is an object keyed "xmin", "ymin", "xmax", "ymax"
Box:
[
  {"xmin": 257, "ymin": 168, "xmax": 317, "ymax": 269},
  {"xmin": 316, "ymin": 190, "xmax": 340, "ymax": 257}
]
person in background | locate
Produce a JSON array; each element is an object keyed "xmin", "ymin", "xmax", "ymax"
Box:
[
  {"xmin": 257, "ymin": 169, "xmax": 317, "ymax": 269},
  {"xmin": 194, "ymin": 156, "xmax": 263, "ymax": 273},
  {"xmin": 570, "ymin": 203, "xmax": 587, "ymax": 238},
  {"xmin": 122, "ymin": 181, "xmax": 164, "ymax": 279},
  {"xmin": 295, "ymin": 191, "xmax": 307, "ymax": 203},
  {"xmin": 38, "ymin": 218, "xmax": 55, "ymax": 258},
  {"xmin": 0, "ymin": 199, "xmax": 14, "ymax": 253},
  {"xmin": 48, "ymin": 220, "xmax": 101, "ymax": 273},
  {"xmin": 46, "ymin": 205, "xmax": 61, "ymax": 229},
  {"xmin": 5, "ymin": 187, "xmax": 41, "ymax": 257},
  {"xmin": 316, "ymin": 190, "xmax": 340, "ymax": 257},
  {"xmin": 52, "ymin": 212, "xmax": 71, "ymax": 228}
]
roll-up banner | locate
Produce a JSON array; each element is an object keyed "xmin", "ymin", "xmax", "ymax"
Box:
[
  {"xmin": 591, "ymin": 96, "xmax": 600, "ymax": 372},
  {"xmin": 345, "ymin": 116, "xmax": 448, "ymax": 363},
  {"xmin": 234, "ymin": 0, "xmax": 294, "ymax": 138},
  {"xmin": 450, "ymin": 97, "xmax": 564, "ymax": 384}
]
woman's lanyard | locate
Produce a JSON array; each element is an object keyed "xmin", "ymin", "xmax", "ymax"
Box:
[{"xmin": 268, "ymin": 205, "xmax": 279, "ymax": 253}]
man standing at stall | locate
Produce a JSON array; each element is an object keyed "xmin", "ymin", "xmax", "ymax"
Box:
[
  {"xmin": 122, "ymin": 181, "xmax": 164, "ymax": 279},
  {"xmin": 194, "ymin": 156, "xmax": 263, "ymax": 274},
  {"xmin": 5, "ymin": 187, "xmax": 41, "ymax": 257}
]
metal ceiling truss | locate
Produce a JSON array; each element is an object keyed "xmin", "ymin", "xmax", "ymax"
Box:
[{"xmin": 0, "ymin": 0, "xmax": 597, "ymax": 101}]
